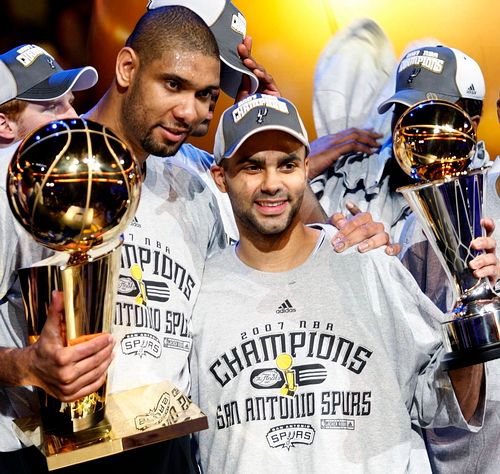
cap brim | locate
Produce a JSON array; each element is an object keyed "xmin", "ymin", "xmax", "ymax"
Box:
[
  {"xmin": 17, "ymin": 66, "xmax": 98, "ymax": 101},
  {"xmin": 219, "ymin": 125, "xmax": 310, "ymax": 164},
  {"xmin": 220, "ymin": 56, "xmax": 259, "ymax": 99},
  {"xmin": 377, "ymin": 89, "xmax": 460, "ymax": 114},
  {"xmin": 210, "ymin": 5, "xmax": 258, "ymax": 99}
]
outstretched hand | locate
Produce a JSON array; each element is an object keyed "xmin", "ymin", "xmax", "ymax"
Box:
[
  {"xmin": 469, "ymin": 217, "xmax": 499, "ymax": 285},
  {"xmin": 308, "ymin": 129, "xmax": 383, "ymax": 179},
  {"xmin": 26, "ymin": 291, "xmax": 115, "ymax": 402},
  {"xmin": 235, "ymin": 35, "xmax": 280, "ymax": 101},
  {"xmin": 329, "ymin": 202, "xmax": 400, "ymax": 256}
]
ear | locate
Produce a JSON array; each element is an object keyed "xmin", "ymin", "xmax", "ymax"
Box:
[
  {"xmin": 304, "ymin": 155, "xmax": 310, "ymax": 178},
  {"xmin": 115, "ymin": 47, "xmax": 138, "ymax": 89},
  {"xmin": 210, "ymin": 164, "xmax": 228, "ymax": 193},
  {"xmin": 470, "ymin": 115, "xmax": 481, "ymax": 133},
  {"xmin": 0, "ymin": 113, "xmax": 17, "ymax": 141}
]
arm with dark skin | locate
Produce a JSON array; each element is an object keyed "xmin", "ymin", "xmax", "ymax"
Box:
[
  {"xmin": 0, "ymin": 291, "xmax": 114, "ymax": 402},
  {"xmin": 307, "ymin": 128, "xmax": 383, "ymax": 180},
  {"xmin": 449, "ymin": 364, "xmax": 484, "ymax": 422}
]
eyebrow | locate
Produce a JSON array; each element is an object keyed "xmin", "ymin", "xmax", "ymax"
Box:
[
  {"xmin": 160, "ymin": 73, "xmax": 219, "ymax": 92},
  {"xmin": 236, "ymin": 152, "xmax": 303, "ymax": 166},
  {"xmin": 278, "ymin": 153, "xmax": 302, "ymax": 164}
]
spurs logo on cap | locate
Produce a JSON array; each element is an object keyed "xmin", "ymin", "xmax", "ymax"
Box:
[
  {"xmin": 232, "ymin": 95, "xmax": 288, "ymax": 123},
  {"xmin": 256, "ymin": 108, "xmax": 268, "ymax": 124},
  {"xmin": 407, "ymin": 68, "xmax": 421, "ymax": 84}
]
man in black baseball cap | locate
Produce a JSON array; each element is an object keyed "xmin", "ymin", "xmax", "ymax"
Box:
[{"xmin": 0, "ymin": 43, "xmax": 98, "ymax": 149}]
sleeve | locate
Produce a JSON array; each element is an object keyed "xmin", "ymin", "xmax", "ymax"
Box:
[
  {"xmin": 0, "ymin": 191, "xmax": 21, "ymax": 301},
  {"xmin": 410, "ymin": 343, "xmax": 486, "ymax": 432},
  {"xmin": 309, "ymin": 171, "xmax": 328, "ymax": 199},
  {"xmin": 398, "ymin": 263, "xmax": 487, "ymax": 431},
  {"xmin": 189, "ymin": 305, "xmax": 204, "ymax": 471},
  {"xmin": 365, "ymin": 252, "xmax": 487, "ymax": 432},
  {"xmin": 206, "ymin": 190, "xmax": 228, "ymax": 257},
  {"xmin": 0, "ymin": 184, "xmax": 32, "ymax": 349}
]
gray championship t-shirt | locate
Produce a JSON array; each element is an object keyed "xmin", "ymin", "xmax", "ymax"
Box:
[
  {"xmin": 109, "ymin": 155, "xmax": 226, "ymax": 395},
  {"xmin": 192, "ymin": 227, "xmax": 482, "ymax": 473}
]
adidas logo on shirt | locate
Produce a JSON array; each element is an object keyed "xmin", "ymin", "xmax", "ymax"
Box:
[
  {"xmin": 130, "ymin": 216, "xmax": 141, "ymax": 228},
  {"xmin": 276, "ymin": 299, "xmax": 296, "ymax": 314},
  {"xmin": 466, "ymin": 83, "xmax": 476, "ymax": 95}
]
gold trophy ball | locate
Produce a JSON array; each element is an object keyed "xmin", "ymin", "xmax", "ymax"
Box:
[
  {"xmin": 6, "ymin": 118, "xmax": 141, "ymax": 253},
  {"xmin": 276, "ymin": 353, "xmax": 293, "ymax": 370},
  {"xmin": 393, "ymin": 99, "xmax": 477, "ymax": 181}
]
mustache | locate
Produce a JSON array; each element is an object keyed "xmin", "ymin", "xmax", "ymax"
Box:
[{"xmin": 160, "ymin": 121, "xmax": 192, "ymax": 134}]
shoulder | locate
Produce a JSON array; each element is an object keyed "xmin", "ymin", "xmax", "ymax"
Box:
[
  {"xmin": 147, "ymin": 154, "xmax": 211, "ymax": 195},
  {"xmin": 170, "ymin": 143, "xmax": 214, "ymax": 172}
]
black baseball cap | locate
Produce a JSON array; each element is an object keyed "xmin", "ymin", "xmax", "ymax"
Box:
[
  {"xmin": 147, "ymin": 0, "xmax": 259, "ymax": 99},
  {"xmin": 378, "ymin": 45, "xmax": 485, "ymax": 114},
  {"xmin": 0, "ymin": 44, "xmax": 98, "ymax": 106},
  {"xmin": 214, "ymin": 93, "xmax": 310, "ymax": 165}
]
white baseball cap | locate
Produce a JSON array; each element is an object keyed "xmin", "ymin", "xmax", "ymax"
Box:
[{"xmin": 147, "ymin": 0, "xmax": 259, "ymax": 98}]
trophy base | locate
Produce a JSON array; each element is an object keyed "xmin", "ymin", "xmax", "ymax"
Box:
[
  {"xmin": 441, "ymin": 341, "xmax": 500, "ymax": 371},
  {"xmin": 14, "ymin": 380, "xmax": 207, "ymax": 471},
  {"xmin": 441, "ymin": 300, "xmax": 500, "ymax": 371}
]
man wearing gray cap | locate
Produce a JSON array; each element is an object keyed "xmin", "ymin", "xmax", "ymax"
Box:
[
  {"xmin": 311, "ymin": 44, "xmax": 500, "ymax": 473},
  {"xmin": 311, "ymin": 45, "xmax": 490, "ymax": 243},
  {"xmin": 0, "ymin": 43, "xmax": 107, "ymax": 472},
  {"xmin": 0, "ymin": 43, "xmax": 97, "ymax": 152},
  {"xmin": 148, "ymin": 0, "xmax": 394, "ymax": 252},
  {"xmin": 190, "ymin": 92, "xmax": 486, "ymax": 473}
]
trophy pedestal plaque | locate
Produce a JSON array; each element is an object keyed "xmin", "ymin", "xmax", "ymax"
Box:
[{"xmin": 14, "ymin": 380, "xmax": 208, "ymax": 471}]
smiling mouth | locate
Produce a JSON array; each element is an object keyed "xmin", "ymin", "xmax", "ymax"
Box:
[
  {"xmin": 255, "ymin": 199, "xmax": 288, "ymax": 214},
  {"xmin": 257, "ymin": 201, "xmax": 285, "ymax": 207}
]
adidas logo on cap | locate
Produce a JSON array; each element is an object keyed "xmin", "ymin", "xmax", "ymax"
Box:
[
  {"xmin": 276, "ymin": 299, "xmax": 296, "ymax": 314},
  {"xmin": 466, "ymin": 83, "xmax": 476, "ymax": 95}
]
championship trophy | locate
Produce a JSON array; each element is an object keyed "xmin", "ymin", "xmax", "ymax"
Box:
[
  {"xmin": 7, "ymin": 118, "xmax": 207, "ymax": 469},
  {"xmin": 393, "ymin": 99, "xmax": 500, "ymax": 370}
]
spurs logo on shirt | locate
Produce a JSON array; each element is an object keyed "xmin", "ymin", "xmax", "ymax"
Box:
[
  {"xmin": 211, "ymin": 320, "xmax": 373, "ymax": 445},
  {"xmin": 115, "ymin": 235, "xmax": 195, "ymax": 358}
]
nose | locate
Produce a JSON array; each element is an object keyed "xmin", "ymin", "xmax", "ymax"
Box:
[
  {"xmin": 261, "ymin": 169, "xmax": 282, "ymax": 195},
  {"xmin": 172, "ymin": 93, "xmax": 201, "ymax": 127},
  {"xmin": 57, "ymin": 104, "xmax": 78, "ymax": 120}
]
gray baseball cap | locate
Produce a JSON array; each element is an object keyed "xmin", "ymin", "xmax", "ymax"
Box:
[
  {"xmin": 378, "ymin": 45, "xmax": 485, "ymax": 114},
  {"xmin": 0, "ymin": 44, "xmax": 98, "ymax": 106},
  {"xmin": 147, "ymin": 0, "xmax": 259, "ymax": 98},
  {"xmin": 214, "ymin": 93, "xmax": 310, "ymax": 165}
]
